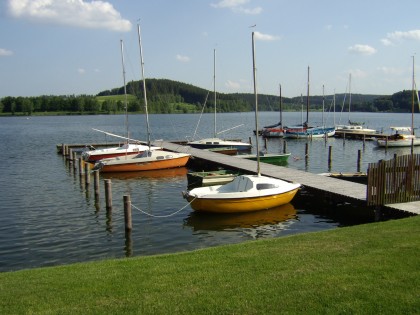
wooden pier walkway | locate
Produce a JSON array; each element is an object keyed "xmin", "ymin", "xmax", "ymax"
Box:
[{"xmin": 155, "ymin": 140, "xmax": 420, "ymax": 215}]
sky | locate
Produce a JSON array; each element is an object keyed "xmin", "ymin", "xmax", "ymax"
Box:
[{"xmin": 1, "ymin": 0, "xmax": 420, "ymax": 98}]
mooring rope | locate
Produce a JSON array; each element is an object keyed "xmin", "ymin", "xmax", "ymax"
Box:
[{"xmin": 130, "ymin": 197, "xmax": 196, "ymax": 218}]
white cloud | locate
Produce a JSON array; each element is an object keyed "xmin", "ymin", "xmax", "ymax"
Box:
[
  {"xmin": 348, "ymin": 44, "xmax": 377, "ymax": 55},
  {"xmin": 225, "ymin": 80, "xmax": 241, "ymax": 90},
  {"xmin": 176, "ymin": 54, "xmax": 190, "ymax": 62},
  {"xmin": 254, "ymin": 31, "xmax": 280, "ymax": 41},
  {"xmin": 377, "ymin": 66, "xmax": 404, "ymax": 76},
  {"xmin": 325, "ymin": 25, "xmax": 332, "ymax": 31},
  {"xmin": 381, "ymin": 38, "xmax": 393, "ymax": 46},
  {"xmin": 78, "ymin": 68, "xmax": 86, "ymax": 74},
  {"xmin": 0, "ymin": 48, "xmax": 13, "ymax": 56},
  {"xmin": 387, "ymin": 30, "xmax": 420, "ymax": 41},
  {"xmin": 381, "ymin": 29, "xmax": 420, "ymax": 46},
  {"xmin": 349, "ymin": 69, "xmax": 368, "ymax": 79},
  {"xmin": 210, "ymin": 0, "xmax": 262, "ymax": 15},
  {"xmin": 7, "ymin": 0, "xmax": 131, "ymax": 32}
]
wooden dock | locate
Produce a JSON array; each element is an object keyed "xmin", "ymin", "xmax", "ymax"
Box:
[{"xmin": 154, "ymin": 140, "xmax": 420, "ymax": 215}]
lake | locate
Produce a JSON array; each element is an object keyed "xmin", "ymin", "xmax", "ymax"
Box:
[{"xmin": 0, "ymin": 111, "xmax": 418, "ymax": 272}]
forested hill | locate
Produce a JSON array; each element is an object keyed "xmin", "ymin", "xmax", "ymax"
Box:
[
  {"xmin": 0, "ymin": 78, "xmax": 418, "ymax": 115},
  {"xmin": 97, "ymin": 78, "xmax": 417, "ymax": 113}
]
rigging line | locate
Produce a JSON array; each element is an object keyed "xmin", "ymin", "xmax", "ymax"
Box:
[
  {"xmin": 130, "ymin": 197, "xmax": 196, "ymax": 218},
  {"xmin": 191, "ymin": 91, "xmax": 210, "ymax": 141},
  {"xmin": 216, "ymin": 124, "xmax": 244, "ymax": 135}
]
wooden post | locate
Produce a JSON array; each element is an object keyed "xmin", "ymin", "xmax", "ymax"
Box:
[
  {"xmin": 73, "ymin": 151, "xmax": 77, "ymax": 170},
  {"xmin": 328, "ymin": 145, "xmax": 332, "ymax": 170},
  {"xmin": 105, "ymin": 179, "xmax": 112, "ymax": 211},
  {"xmin": 84, "ymin": 163, "xmax": 90, "ymax": 185},
  {"xmin": 343, "ymin": 133, "xmax": 346, "ymax": 145},
  {"xmin": 79, "ymin": 158, "xmax": 84, "ymax": 176},
  {"xmin": 94, "ymin": 170, "xmax": 100, "ymax": 199},
  {"xmin": 248, "ymin": 136, "xmax": 252, "ymax": 145},
  {"xmin": 264, "ymin": 138, "xmax": 267, "ymax": 150},
  {"xmin": 283, "ymin": 140, "xmax": 287, "ymax": 154},
  {"xmin": 61, "ymin": 143, "xmax": 65, "ymax": 156},
  {"xmin": 305, "ymin": 143, "xmax": 309, "ymax": 159},
  {"xmin": 357, "ymin": 149, "xmax": 361, "ymax": 172},
  {"xmin": 68, "ymin": 149, "xmax": 73, "ymax": 162},
  {"xmin": 124, "ymin": 195, "xmax": 132, "ymax": 231}
]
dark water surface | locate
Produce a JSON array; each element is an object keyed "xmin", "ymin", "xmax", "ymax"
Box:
[{"xmin": 0, "ymin": 112, "xmax": 418, "ymax": 272}]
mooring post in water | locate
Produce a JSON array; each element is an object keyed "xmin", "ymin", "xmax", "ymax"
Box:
[
  {"xmin": 84, "ymin": 163, "xmax": 90, "ymax": 185},
  {"xmin": 264, "ymin": 138, "xmax": 267, "ymax": 150},
  {"xmin": 328, "ymin": 145, "xmax": 332, "ymax": 169},
  {"xmin": 78, "ymin": 158, "xmax": 84, "ymax": 176},
  {"xmin": 68, "ymin": 149, "xmax": 73, "ymax": 162},
  {"xmin": 248, "ymin": 136, "xmax": 252, "ymax": 146},
  {"xmin": 72, "ymin": 151, "xmax": 77, "ymax": 170},
  {"xmin": 123, "ymin": 195, "xmax": 132, "ymax": 231},
  {"xmin": 94, "ymin": 170, "xmax": 100, "ymax": 198},
  {"xmin": 283, "ymin": 140, "xmax": 287, "ymax": 154},
  {"xmin": 105, "ymin": 179, "xmax": 112, "ymax": 211},
  {"xmin": 61, "ymin": 143, "xmax": 65, "ymax": 156},
  {"xmin": 305, "ymin": 143, "xmax": 309, "ymax": 159},
  {"xmin": 343, "ymin": 133, "xmax": 346, "ymax": 145},
  {"xmin": 357, "ymin": 150, "xmax": 361, "ymax": 172}
]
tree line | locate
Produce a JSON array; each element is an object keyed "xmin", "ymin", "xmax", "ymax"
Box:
[{"xmin": 1, "ymin": 78, "xmax": 418, "ymax": 115}]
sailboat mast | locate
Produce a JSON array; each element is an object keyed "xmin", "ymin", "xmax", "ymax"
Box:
[
  {"xmin": 279, "ymin": 84, "xmax": 283, "ymax": 129},
  {"xmin": 252, "ymin": 32, "xmax": 260, "ymax": 176},
  {"xmin": 306, "ymin": 66, "xmax": 310, "ymax": 124},
  {"xmin": 137, "ymin": 24, "xmax": 151, "ymax": 148},
  {"xmin": 412, "ymin": 55, "xmax": 415, "ymax": 136},
  {"xmin": 348, "ymin": 73, "xmax": 352, "ymax": 123},
  {"xmin": 322, "ymin": 85, "xmax": 325, "ymax": 127},
  {"xmin": 213, "ymin": 49, "xmax": 217, "ymax": 138},
  {"xmin": 120, "ymin": 40, "xmax": 129, "ymax": 142}
]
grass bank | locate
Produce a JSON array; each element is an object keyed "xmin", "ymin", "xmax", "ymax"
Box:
[{"xmin": 1, "ymin": 216, "xmax": 419, "ymax": 314}]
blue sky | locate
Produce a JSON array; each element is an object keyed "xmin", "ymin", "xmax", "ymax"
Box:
[{"xmin": 1, "ymin": 0, "xmax": 420, "ymax": 98}]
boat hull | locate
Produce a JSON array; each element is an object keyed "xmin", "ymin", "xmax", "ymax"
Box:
[
  {"xmin": 188, "ymin": 138, "xmax": 251, "ymax": 152},
  {"xmin": 376, "ymin": 138, "xmax": 420, "ymax": 147},
  {"xmin": 238, "ymin": 153, "xmax": 290, "ymax": 165},
  {"xmin": 284, "ymin": 127, "xmax": 335, "ymax": 139},
  {"xmin": 98, "ymin": 153, "xmax": 190, "ymax": 172},
  {"xmin": 185, "ymin": 188, "xmax": 299, "ymax": 213}
]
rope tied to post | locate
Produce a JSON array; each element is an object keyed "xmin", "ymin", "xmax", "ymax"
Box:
[{"xmin": 130, "ymin": 197, "xmax": 196, "ymax": 218}]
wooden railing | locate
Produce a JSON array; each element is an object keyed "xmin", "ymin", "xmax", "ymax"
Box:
[{"xmin": 367, "ymin": 154, "xmax": 420, "ymax": 206}]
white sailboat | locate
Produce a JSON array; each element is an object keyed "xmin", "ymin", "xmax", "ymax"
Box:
[
  {"xmin": 335, "ymin": 74, "xmax": 377, "ymax": 135},
  {"xmin": 376, "ymin": 56, "xmax": 420, "ymax": 148},
  {"xmin": 182, "ymin": 32, "xmax": 301, "ymax": 213},
  {"xmin": 187, "ymin": 49, "xmax": 252, "ymax": 152},
  {"xmin": 94, "ymin": 24, "xmax": 190, "ymax": 172},
  {"xmin": 283, "ymin": 67, "xmax": 335, "ymax": 139},
  {"xmin": 82, "ymin": 40, "xmax": 158, "ymax": 163}
]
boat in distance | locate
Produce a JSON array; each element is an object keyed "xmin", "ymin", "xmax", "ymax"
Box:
[
  {"xmin": 183, "ymin": 174, "xmax": 301, "ymax": 213},
  {"xmin": 376, "ymin": 127, "xmax": 420, "ymax": 147}
]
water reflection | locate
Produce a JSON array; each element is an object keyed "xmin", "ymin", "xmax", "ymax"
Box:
[
  {"xmin": 101, "ymin": 167, "xmax": 188, "ymax": 180},
  {"xmin": 184, "ymin": 203, "xmax": 297, "ymax": 235}
]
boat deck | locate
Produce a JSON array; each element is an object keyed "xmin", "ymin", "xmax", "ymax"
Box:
[{"xmin": 155, "ymin": 140, "xmax": 420, "ymax": 215}]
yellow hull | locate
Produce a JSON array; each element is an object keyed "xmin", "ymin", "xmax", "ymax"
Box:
[
  {"xmin": 187, "ymin": 188, "xmax": 299, "ymax": 213},
  {"xmin": 101, "ymin": 156, "xmax": 189, "ymax": 172}
]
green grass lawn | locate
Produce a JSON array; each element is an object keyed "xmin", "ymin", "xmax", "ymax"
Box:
[{"xmin": 1, "ymin": 216, "xmax": 419, "ymax": 314}]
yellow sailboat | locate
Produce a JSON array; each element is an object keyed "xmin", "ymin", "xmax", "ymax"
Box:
[{"xmin": 182, "ymin": 32, "xmax": 301, "ymax": 213}]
